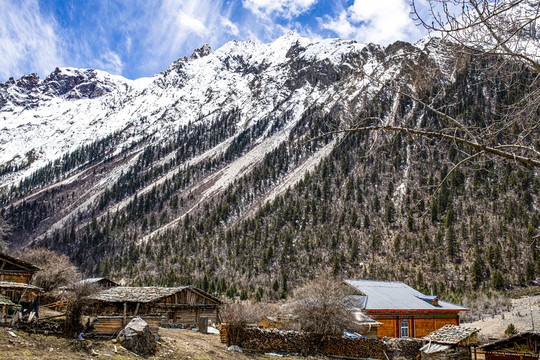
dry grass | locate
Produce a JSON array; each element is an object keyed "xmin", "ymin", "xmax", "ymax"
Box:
[{"xmin": 0, "ymin": 326, "xmax": 319, "ymax": 360}]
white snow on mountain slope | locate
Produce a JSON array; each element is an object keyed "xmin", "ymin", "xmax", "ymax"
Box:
[{"xmin": 0, "ymin": 31, "xmax": 437, "ymax": 191}]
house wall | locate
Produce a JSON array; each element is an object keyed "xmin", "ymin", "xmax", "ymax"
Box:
[
  {"xmin": 90, "ymin": 288, "xmax": 221, "ymax": 327},
  {"xmin": 0, "ymin": 272, "xmax": 33, "ymax": 284},
  {"xmin": 164, "ymin": 307, "xmax": 219, "ymax": 325},
  {"xmin": 0, "ymin": 288, "xmax": 39, "ymax": 303},
  {"xmin": 367, "ymin": 312, "xmax": 460, "ymax": 339}
]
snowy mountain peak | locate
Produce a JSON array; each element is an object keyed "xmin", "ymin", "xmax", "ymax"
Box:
[
  {"xmin": 0, "ymin": 33, "xmax": 460, "ymax": 189},
  {"xmin": 0, "ymin": 67, "xmax": 129, "ymax": 111},
  {"xmin": 190, "ymin": 44, "xmax": 212, "ymax": 60}
]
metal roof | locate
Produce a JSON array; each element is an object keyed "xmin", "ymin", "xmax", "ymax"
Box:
[
  {"xmin": 342, "ymin": 280, "xmax": 469, "ymax": 311},
  {"xmin": 423, "ymin": 325, "xmax": 480, "ymax": 345},
  {"xmin": 79, "ymin": 277, "xmax": 105, "ymax": 284},
  {"xmin": 420, "ymin": 343, "xmax": 452, "ymax": 353},
  {"xmin": 78, "ymin": 277, "xmax": 118, "ymax": 286}
]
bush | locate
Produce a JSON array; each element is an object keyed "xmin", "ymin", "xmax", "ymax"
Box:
[
  {"xmin": 290, "ymin": 275, "xmax": 358, "ymax": 335},
  {"xmin": 64, "ymin": 282, "xmax": 100, "ymax": 337},
  {"xmin": 220, "ymin": 302, "xmax": 271, "ymax": 346},
  {"xmin": 504, "ymin": 323, "xmax": 518, "ymax": 336},
  {"xmin": 20, "ymin": 247, "xmax": 80, "ymax": 293}
]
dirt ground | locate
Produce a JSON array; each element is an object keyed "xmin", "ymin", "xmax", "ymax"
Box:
[
  {"xmin": 0, "ymin": 326, "xmax": 319, "ymax": 360},
  {"xmin": 462, "ymin": 294, "xmax": 540, "ymax": 339}
]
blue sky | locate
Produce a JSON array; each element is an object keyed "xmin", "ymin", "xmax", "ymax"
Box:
[{"xmin": 0, "ymin": 0, "xmax": 427, "ymax": 81}]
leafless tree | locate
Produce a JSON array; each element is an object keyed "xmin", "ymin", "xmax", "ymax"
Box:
[
  {"xmin": 289, "ymin": 275, "xmax": 358, "ymax": 335},
  {"xmin": 220, "ymin": 302, "xmax": 270, "ymax": 346},
  {"xmin": 325, "ymin": 0, "xmax": 540, "ymax": 173},
  {"xmin": 63, "ymin": 282, "xmax": 100, "ymax": 337},
  {"xmin": 19, "ymin": 247, "xmax": 80, "ymax": 293}
]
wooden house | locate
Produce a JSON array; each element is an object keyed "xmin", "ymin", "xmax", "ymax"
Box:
[
  {"xmin": 0, "ymin": 252, "xmax": 42, "ymax": 305},
  {"xmin": 478, "ymin": 331, "xmax": 540, "ymax": 360},
  {"xmin": 0, "ymin": 251, "xmax": 40, "ymax": 284},
  {"xmin": 420, "ymin": 325, "xmax": 480, "ymax": 360},
  {"xmin": 87, "ymin": 286, "xmax": 221, "ymax": 334},
  {"xmin": 342, "ymin": 280, "xmax": 469, "ymax": 339}
]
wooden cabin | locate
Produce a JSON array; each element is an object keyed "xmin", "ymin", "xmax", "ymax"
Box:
[
  {"xmin": 87, "ymin": 286, "xmax": 221, "ymax": 334},
  {"xmin": 342, "ymin": 280, "xmax": 469, "ymax": 339},
  {"xmin": 478, "ymin": 331, "xmax": 540, "ymax": 360},
  {"xmin": 420, "ymin": 325, "xmax": 480, "ymax": 360},
  {"xmin": 0, "ymin": 251, "xmax": 40, "ymax": 284},
  {"xmin": 0, "ymin": 252, "xmax": 42, "ymax": 306}
]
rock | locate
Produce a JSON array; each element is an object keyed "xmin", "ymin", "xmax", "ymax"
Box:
[
  {"xmin": 116, "ymin": 317, "xmax": 157, "ymax": 356},
  {"xmin": 228, "ymin": 345, "xmax": 243, "ymax": 352}
]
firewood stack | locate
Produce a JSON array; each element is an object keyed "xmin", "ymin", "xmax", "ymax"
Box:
[
  {"xmin": 384, "ymin": 337, "xmax": 424, "ymax": 359},
  {"xmin": 220, "ymin": 325, "xmax": 388, "ymax": 358},
  {"xmin": 14, "ymin": 320, "xmax": 63, "ymax": 334}
]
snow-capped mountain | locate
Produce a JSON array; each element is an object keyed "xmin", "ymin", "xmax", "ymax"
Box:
[
  {"xmin": 2, "ymin": 31, "xmax": 534, "ymax": 296},
  {"xmin": 0, "ymin": 32, "xmax": 448, "ymax": 188}
]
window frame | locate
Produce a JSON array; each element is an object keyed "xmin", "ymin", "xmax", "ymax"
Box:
[{"xmin": 400, "ymin": 320, "xmax": 410, "ymax": 338}]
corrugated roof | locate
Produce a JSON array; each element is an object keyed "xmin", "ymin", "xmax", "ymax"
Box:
[
  {"xmin": 420, "ymin": 343, "xmax": 452, "ymax": 353},
  {"xmin": 343, "ymin": 280, "xmax": 469, "ymax": 311},
  {"xmin": 80, "ymin": 277, "xmax": 105, "ymax": 284},
  {"xmin": 423, "ymin": 325, "xmax": 480, "ymax": 345},
  {"xmin": 344, "ymin": 295, "xmax": 368, "ymax": 309}
]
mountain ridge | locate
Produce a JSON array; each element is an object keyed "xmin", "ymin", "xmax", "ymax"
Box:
[{"xmin": 0, "ymin": 33, "xmax": 537, "ymax": 301}]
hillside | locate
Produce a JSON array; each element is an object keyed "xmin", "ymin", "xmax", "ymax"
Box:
[{"xmin": 0, "ymin": 33, "xmax": 538, "ymax": 301}]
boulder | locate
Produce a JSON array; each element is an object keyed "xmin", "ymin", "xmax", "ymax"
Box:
[
  {"xmin": 228, "ymin": 345, "xmax": 243, "ymax": 352},
  {"xmin": 116, "ymin": 317, "xmax": 157, "ymax": 356}
]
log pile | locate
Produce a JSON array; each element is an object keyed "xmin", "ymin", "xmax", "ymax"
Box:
[
  {"xmin": 220, "ymin": 325, "xmax": 387, "ymax": 358},
  {"xmin": 384, "ymin": 337, "xmax": 423, "ymax": 359},
  {"xmin": 14, "ymin": 319, "xmax": 63, "ymax": 334}
]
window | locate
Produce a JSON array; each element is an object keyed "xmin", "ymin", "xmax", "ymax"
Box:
[{"xmin": 400, "ymin": 320, "xmax": 410, "ymax": 338}]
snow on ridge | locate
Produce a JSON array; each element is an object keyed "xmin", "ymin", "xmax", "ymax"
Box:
[{"xmin": 0, "ymin": 32, "xmax": 438, "ymax": 189}]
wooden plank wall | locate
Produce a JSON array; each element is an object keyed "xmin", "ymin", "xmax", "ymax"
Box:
[
  {"xmin": 377, "ymin": 318, "xmax": 398, "ymax": 338},
  {"xmin": 159, "ymin": 288, "xmax": 218, "ymax": 305},
  {"xmin": 376, "ymin": 316, "xmax": 460, "ymax": 338},
  {"xmin": 92, "ymin": 316, "xmax": 162, "ymax": 336},
  {"xmin": 415, "ymin": 318, "xmax": 435, "ymax": 338},
  {"xmin": 0, "ymin": 273, "xmax": 31, "ymax": 284}
]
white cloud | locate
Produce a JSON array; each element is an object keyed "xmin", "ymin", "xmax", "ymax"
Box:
[
  {"xmin": 243, "ymin": 0, "xmax": 318, "ymax": 19},
  {"xmin": 321, "ymin": 0, "xmax": 421, "ymax": 45},
  {"xmin": 177, "ymin": 12, "xmax": 207, "ymax": 35},
  {"xmin": 321, "ymin": 11, "xmax": 358, "ymax": 39},
  {"xmin": 0, "ymin": 0, "xmax": 63, "ymax": 80},
  {"xmin": 221, "ymin": 17, "xmax": 240, "ymax": 36},
  {"xmin": 95, "ymin": 50, "xmax": 124, "ymax": 75},
  {"xmin": 142, "ymin": 0, "xmax": 242, "ymax": 66}
]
